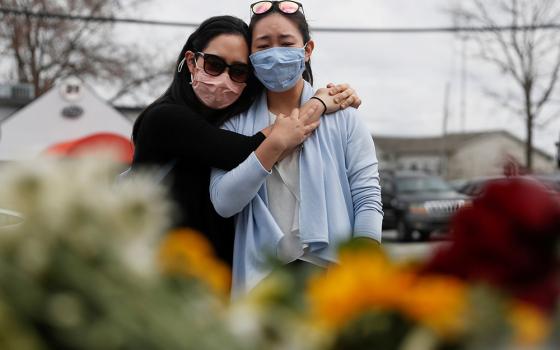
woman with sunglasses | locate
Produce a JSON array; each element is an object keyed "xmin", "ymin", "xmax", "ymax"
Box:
[
  {"xmin": 210, "ymin": 1, "xmax": 383, "ymax": 296},
  {"xmin": 132, "ymin": 15, "xmax": 361, "ymax": 269}
]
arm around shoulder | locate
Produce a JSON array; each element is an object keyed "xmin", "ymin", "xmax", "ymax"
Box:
[{"xmin": 137, "ymin": 104, "xmax": 265, "ymax": 170}]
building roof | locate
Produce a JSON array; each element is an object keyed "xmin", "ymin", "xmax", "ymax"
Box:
[
  {"xmin": 375, "ymin": 130, "xmax": 554, "ymax": 161},
  {"xmin": 0, "ymin": 82, "xmax": 144, "ymax": 122},
  {"xmin": 0, "ymin": 77, "xmax": 133, "ymax": 160}
]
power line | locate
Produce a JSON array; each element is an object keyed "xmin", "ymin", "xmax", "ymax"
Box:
[
  {"xmin": 0, "ymin": 7, "xmax": 199, "ymax": 28},
  {"xmin": 311, "ymin": 25, "xmax": 560, "ymax": 33},
  {"xmin": 2, "ymin": 7, "xmax": 560, "ymax": 34}
]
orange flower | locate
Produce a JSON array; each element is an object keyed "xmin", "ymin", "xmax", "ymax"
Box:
[{"xmin": 158, "ymin": 229, "xmax": 231, "ymax": 295}]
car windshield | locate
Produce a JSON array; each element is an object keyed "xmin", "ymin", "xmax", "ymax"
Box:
[{"xmin": 395, "ymin": 177, "xmax": 452, "ymax": 194}]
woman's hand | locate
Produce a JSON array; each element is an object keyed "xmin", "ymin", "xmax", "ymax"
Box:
[
  {"xmin": 312, "ymin": 83, "xmax": 362, "ymax": 115},
  {"xmin": 256, "ymin": 109, "xmax": 319, "ymax": 171},
  {"xmin": 328, "ymin": 83, "xmax": 362, "ymax": 110},
  {"xmin": 270, "ymin": 108, "xmax": 318, "ymax": 150}
]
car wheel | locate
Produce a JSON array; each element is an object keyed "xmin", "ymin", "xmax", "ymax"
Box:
[
  {"xmin": 419, "ymin": 231, "xmax": 431, "ymax": 242},
  {"xmin": 396, "ymin": 219, "xmax": 412, "ymax": 242}
]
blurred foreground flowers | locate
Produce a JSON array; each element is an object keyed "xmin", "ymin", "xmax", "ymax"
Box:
[
  {"xmin": 158, "ymin": 229, "xmax": 231, "ymax": 296},
  {"xmin": 0, "ymin": 159, "xmax": 557, "ymax": 350},
  {"xmin": 0, "ymin": 158, "xmax": 243, "ymax": 350}
]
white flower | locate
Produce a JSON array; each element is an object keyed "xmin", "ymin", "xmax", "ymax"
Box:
[
  {"xmin": 0, "ymin": 157, "xmax": 175, "ymax": 275},
  {"xmin": 111, "ymin": 172, "xmax": 173, "ymax": 239},
  {"xmin": 226, "ymin": 302, "xmax": 263, "ymax": 344}
]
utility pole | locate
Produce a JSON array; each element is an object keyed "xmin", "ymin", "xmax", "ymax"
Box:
[
  {"xmin": 459, "ymin": 33, "xmax": 468, "ymax": 133},
  {"xmin": 441, "ymin": 82, "xmax": 451, "ymax": 177},
  {"xmin": 457, "ymin": 0, "xmax": 468, "ymax": 133}
]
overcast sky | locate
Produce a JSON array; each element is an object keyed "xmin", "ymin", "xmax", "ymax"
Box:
[{"xmin": 111, "ymin": 0, "xmax": 560, "ymax": 155}]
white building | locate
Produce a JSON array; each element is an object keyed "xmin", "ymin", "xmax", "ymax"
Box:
[
  {"xmin": 0, "ymin": 78, "xmax": 134, "ymax": 161},
  {"xmin": 375, "ymin": 131, "xmax": 557, "ymax": 179}
]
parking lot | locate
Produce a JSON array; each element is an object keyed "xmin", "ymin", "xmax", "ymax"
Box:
[{"xmin": 382, "ymin": 229, "xmax": 451, "ymax": 262}]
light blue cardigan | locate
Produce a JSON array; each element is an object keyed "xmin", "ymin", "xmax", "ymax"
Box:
[{"xmin": 210, "ymin": 82, "xmax": 383, "ymax": 297}]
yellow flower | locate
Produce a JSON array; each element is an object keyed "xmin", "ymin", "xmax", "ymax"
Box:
[
  {"xmin": 307, "ymin": 247, "xmax": 467, "ymax": 338},
  {"xmin": 307, "ymin": 249, "xmax": 414, "ymax": 328},
  {"xmin": 158, "ymin": 229, "xmax": 231, "ymax": 295},
  {"xmin": 509, "ymin": 302, "xmax": 551, "ymax": 346},
  {"xmin": 401, "ymin": 276, "xmax": 467, "ymax": 337}
]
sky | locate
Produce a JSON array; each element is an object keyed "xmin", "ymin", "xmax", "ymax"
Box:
[{"xmin": 110, "ymin": 0, "xmax": 560, "ymax": 155}]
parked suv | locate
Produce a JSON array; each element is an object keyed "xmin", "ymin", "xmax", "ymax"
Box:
[{"xmin": 381, "ymin": 171, "xmax": 469, "ymax": 241}]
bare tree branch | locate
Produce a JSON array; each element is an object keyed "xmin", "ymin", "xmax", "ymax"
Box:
[
  {"xmin": 108, "ymin": 69, "xmax": 169, "ymax": 103},
  {"xmin": 535, "ymin": 48, "xmax": 560, "ymax": 116},
  {"xmin": 0, "ymin": 0, "xmax": 167, "ymax": 102},
  {"xmin": 483, "ymin": 86, "xmax": 525, "ymax": 116},
  {"xmin": 453, "ymin": 0, "xmax": 560, "ymax": 170},
  {"xmin": 537, "ymin": 110, "xmax": 560, "ymax": 127}
]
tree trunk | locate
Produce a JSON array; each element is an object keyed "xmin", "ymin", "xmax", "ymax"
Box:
[
  {"xmin": 523, "ymin": 81, "xmax": 534, "ymax": 173},
  {"xmin": 526, "ymin": 112, "xmax": 533, "ymax": 172}
]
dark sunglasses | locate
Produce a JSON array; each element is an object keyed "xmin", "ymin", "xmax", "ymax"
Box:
[
  {"xmin": 195, "ymin": 52, "xmax": 250, "ymax": 83},
  {"xmin": 250, "ymin": 1, "xmax": 304, "ymax": 16}
]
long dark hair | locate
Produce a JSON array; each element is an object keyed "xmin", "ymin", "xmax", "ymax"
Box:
[
  {"xmin": 249, "ymin": 8, "xmax": 313, "ymax": 85},
  {"xmin": 132, "ymin": 16, "xmax": 261, "ymax": 143}
]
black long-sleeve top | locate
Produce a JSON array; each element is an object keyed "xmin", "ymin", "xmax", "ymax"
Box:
[{"xmin": 132, "ymin": 103, "xmax": 265, "ymax": 266}]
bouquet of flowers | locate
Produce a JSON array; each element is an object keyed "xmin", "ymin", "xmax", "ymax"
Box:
[
  {"xmin": 303, "ymin": 178, "xmax": 560, "ymax": 350},
  {"xmin": 0, "ymin": 159, "xmax": 247, "ymax": 350},
  {"xmin": 0, "ymin": 158, "xmax": 557, "ymax": 350}
]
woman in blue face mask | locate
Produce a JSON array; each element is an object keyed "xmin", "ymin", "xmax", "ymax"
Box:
[
  {"xmin": 132, "ymin": 15, "xmax": 362, "ymax": 272},
  {"xmin": 210, "ymin": 1, "xmax": 384, "ymax": 297}
]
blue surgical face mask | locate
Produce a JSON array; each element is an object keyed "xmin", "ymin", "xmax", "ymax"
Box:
[{"xmin": 250, "ymin": 46, "xmax": 307, "ymax": 92}]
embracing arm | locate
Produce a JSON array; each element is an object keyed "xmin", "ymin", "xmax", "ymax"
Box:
[
  {"xmin": 135, "ymin": 104, "xmax": 266, "ymax": 170},
  {"xmin": 300, "ymin": 83, "xmax": 363, "ymax": 125},
  {"xmin": 345, "ymin": 111, "xmax": 384, "ymax": 243},
  {"xmin": 210, "ymin": 109, "xmax": 315, "ymax": 218}
]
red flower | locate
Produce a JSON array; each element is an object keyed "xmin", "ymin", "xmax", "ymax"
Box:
[{"xmin": 423, "ymin": 178, "xmax": 560, "ymax": 311}]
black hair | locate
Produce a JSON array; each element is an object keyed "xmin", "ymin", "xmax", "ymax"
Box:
[
  {"xmin": 249, "ymin": 6, "xmax": 313, "ymax": 85},
  {"xmin": 132, "ymin": 15, "xmax": 261, "ymax": 144}
]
